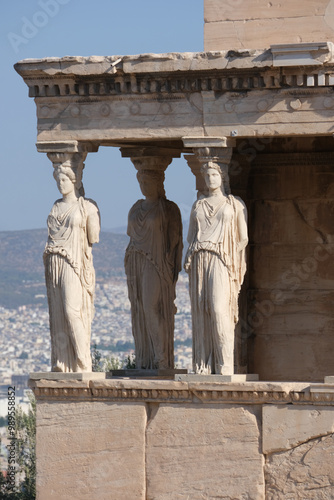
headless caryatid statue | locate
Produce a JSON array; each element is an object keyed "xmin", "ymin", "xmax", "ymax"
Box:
[
  {"xmin": 125, "ymin": 168, "xmax": 183, "ymax": 369},
  {"xmin": 44, "ymin": 153, "xmax": 100, "ymax": 372},
  {"xmin": 184, "ymin": 161, "xmax": 248, "ymax": 375}
]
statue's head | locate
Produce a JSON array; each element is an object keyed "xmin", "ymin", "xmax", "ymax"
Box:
[
  {"xmin": 53, "ymin": 157, "xmax": 85, "ymax": 197},
  {"xmin": 200, "ymin": 161, "xmax": 231, "ymax": 195},
  {"xmin": 137, "ymin": 169, "xmax": 166, "ymax": 199}
]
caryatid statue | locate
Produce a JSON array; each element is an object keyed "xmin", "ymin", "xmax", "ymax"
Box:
[
  {"xmin": 44, "ymin": 152, "xmax": 100, "ymax": 372},
  {"xmin": 124, "ymin": 156, "xmax": 183, "ymax": 369},
  {"xmin": 184, "ymin": 156, "xmax": 248, "ymax": 375}
]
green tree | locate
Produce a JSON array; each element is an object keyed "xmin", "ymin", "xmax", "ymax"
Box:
[
  {"xmin": 91, "ymin": 345, "xmax": 136, "ymax": 371},
  {"xmin": 91, "ymin": 344, "xmax": 103, "ymax": 372},
  {"xmin": 124, "ymin": 354, "xmax": 136, "ymax": 369},
  {"xmin": 103, "ymin": 355, "xmax": 122, "ymax": 371},
  {"xmin": 16, "ymin": 393, "xmax": 36, "ymax": 499},
  {"xmin": 0, "ymin": 415, "xmax": 8, "ymax": 427},
  {"xmin": 0, "ymin": 393, "xmax": 36, "ymax": 499}
]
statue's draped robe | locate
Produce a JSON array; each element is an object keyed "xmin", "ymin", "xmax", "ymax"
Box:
[
  {"xmin": 44, "ymin": 197, "xmax": 99, "ymax": 372},
  {"xmin": 125, "ymin": 198, "xmax": 183, "ymax": 369},
  {"xmin": 184, "ymin": 195, "xmax": 246, "ymax": 374}
]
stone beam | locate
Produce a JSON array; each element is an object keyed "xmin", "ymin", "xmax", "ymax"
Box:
[
  {"xmin": 14, "ymin": 46, "xmax": 334, "ymax": 144},
  {"xmin": 36, "ymin": 140, "xmax": 99, "ymax": 153}
]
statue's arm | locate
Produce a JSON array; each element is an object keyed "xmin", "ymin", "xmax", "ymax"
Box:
[
  {"xmin": 187, "ymin": 201, "xmax": 197, "ymax": 245},
  {"xmin": 167, "ymin": 202, "xmax": 183, "ymax": 278},
  {"xmin": 236, "ymin": 198, "xmax": 248, "ymax": 251},
  {"xmin": 86, "ymin": 200, "xmax": 101, "ymax": 245}
]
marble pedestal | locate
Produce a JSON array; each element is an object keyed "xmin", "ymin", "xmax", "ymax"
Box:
[{"xmin": 29, "ymin": 376, "xmax": 334, "ymax": 500}]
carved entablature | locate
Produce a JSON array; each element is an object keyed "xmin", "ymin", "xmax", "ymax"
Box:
[
  {"xmin": 14, "ymin": 44, "xmax": 334, "ymax": 144},
  {"xmin": 28, "ymin": 379, "xmax": 334, "ymax": 406}
]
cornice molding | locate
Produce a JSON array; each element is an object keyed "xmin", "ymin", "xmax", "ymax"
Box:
[
  {"xmin": 29, "ymin": 379, "xmax": 334, "ymax": 405},
  {"xmin": 14, "ymin": 50, "xmax": 334, "ymax": 99},
  {"xmin": 15, "ymin": 49, "xmax": 334, "ymax": 141},
  {"xmin": 20, "ymin": 69, "xmax": 334, "ymax": 99}
]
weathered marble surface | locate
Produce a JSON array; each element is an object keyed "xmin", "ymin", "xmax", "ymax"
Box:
[
  {"xmin": 265, "ymin": 434, "xmax": 334, "ymax": 499},
  {"xmin": 263, "ymin": 404, "xmax": 334, "ymax": 454},
  {"xmin": 44, "ymin": 153, "xmax": 100, "ymax": 373},
  {"xmin": 185, "ymin": 160, "xmax": 248, "ymax": 375},
  {"xmin": 146, "ymin": 404, "xmax": 264, "ymax": 500},
  {"xmin": 247, "ymin": 147, "xmax": 334, "ymax": 381},
  {"xmin": 204, "ymin": 0, "xmax": 334, "ymax": 50},
  {"xmin": 29, "ymin": 378, "xmax": 334, "ymax": 500},
  {"xmin": 125, "ymin": 160, "xmax": 183, "ymax": 369},
  {"xmin": 36, "ymin": 400, "xmax": 146, "ymax": 500},
  {"xmin": 14, "ymin": 46, "xmax": 334, "ymax": 143}
]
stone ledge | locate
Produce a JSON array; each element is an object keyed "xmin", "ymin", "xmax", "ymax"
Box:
[
  {"xmin": 310, "ymin": 384, "xmax": 334, "ymax": 394},
  {"xmin": 271, "ymin": 41, "xmax": 334, "ymax": 67},
  {"xmin": 29, "ymin": 371, "xmax": 106, "ymax": 381},
  {"xmin": 14, "ymin": 49, "xmax": 334, "ymax": 99},
  {"xmin": 14, "ymin": 51, "xmax": 270, "ymax": 78},
  {"xmin": 28, "ymin": 377, "xmax": 334, "ymax": 405},
  {"xmin": 175, "ymin": 373, "xmax": 259, "ymax": 382},
  {"xmin": 14, "ymin": 45, "xmax": 334, "ymax": 78}
]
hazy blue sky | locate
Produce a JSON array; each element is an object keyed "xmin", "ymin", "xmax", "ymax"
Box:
[{"xmin": 1, "ymin": 0, "xmax": 203, "ymax": 231}]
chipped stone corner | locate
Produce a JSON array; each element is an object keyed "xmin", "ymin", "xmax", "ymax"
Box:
[{"xmin": 265, "ymin": 434, "xmax": 334, "ymax": 499}]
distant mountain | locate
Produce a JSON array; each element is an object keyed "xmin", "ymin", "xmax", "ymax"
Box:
[
  {"xmin": 104, "ymin": 219, "xmax": 189, "ymax": 238},
  {"xmin": 93, "ymin": 231, "xmax": 129, "ymax": 277},
  {"xmin": 102, "ymin": 226, "xmax": 127, "ymax": 234},
  {"xmin": 0, "ymin": 229, "xmax": 129, "ymax": 309},
  {"xmin": 0, "ymin": 222, "xmax": 190, "ymax": 309}
]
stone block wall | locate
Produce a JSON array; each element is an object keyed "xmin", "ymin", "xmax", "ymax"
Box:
[
  {"xmin": 30, "ymin": 378, "xmax": 334, "ymax": 500},
  {"xmin": 204, "ymin": 0, "xmax": 334, "ymax": 50},
  {"xmin": 230, "ymin": 138, "xmax": 334, "ymax": 381}
]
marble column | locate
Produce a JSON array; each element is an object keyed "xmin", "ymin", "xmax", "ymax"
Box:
[
  {"xmin": 38, "ymin": 141, "xmax": 100, "ymax": 373},
  {"xmin": 121, "ymin": 148, "xmax": 183, "ymax": 370},
  {"xmin": 182, "ymin": 137, "xmax": 248, "ymax": 375}
]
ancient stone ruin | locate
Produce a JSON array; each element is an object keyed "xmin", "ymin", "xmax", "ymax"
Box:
[{"xmin": 15, "ymin": 0, "xmax": 334, "ymax": 498}]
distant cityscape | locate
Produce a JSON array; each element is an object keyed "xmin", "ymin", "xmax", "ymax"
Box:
[
  {"xmin": 0, "ymin": 274, "xmax": 193, "ymax": 426},
  {"xmin": 0, "ymin": 274, "xmax": 192, "ymax": 384},
  {"xmin": 0, "ymin": 229, "xmax": 193, "ymax": 418}
]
